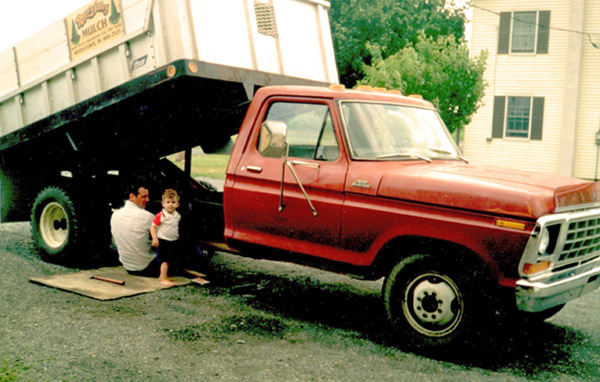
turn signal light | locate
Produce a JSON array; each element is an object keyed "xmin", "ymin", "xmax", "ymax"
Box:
[{"xmin": 523, "ymin": 261, "xmax": 551, "ymax": 275}]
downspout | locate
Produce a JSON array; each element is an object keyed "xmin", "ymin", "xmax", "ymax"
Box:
[{"xmin": 558, "ymin": 0, "xmax": 585, "ymax": 177}]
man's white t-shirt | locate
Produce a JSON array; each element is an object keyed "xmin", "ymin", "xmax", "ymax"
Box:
[{"xmin": 110, "ymin": 200, "xmax": 156, "ymax": 271}]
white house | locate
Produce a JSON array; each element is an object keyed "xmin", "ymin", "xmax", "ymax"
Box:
[{"xmin": 463, "ymin": 0, "xmax": 600, "ymax": 180}]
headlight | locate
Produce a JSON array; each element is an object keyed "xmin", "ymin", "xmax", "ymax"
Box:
[{"xmin": 538, "ymin": 227, "xmax": 550, "ymax": 255}]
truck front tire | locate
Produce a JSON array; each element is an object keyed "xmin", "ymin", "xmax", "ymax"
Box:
[
  {"xmin": 30, "ymin": 186, "xmax": 80, "ymax": 262},
  {"xmin": 383, "ymin": 254, "xmax": 485, "ymax": 351}
]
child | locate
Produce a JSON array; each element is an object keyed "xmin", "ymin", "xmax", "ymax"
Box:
[{"xmin": 150, "ymin": 189, "xmax": 181, "ymax": 286}]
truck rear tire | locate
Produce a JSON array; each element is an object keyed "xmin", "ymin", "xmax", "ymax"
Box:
[
  {"xmin": 383, "ymin": 254, "xmax": 485, "ymax": 351},
  {"xmin": 30, "ymin": 186, "xmax": 80, "ymax": 263}
]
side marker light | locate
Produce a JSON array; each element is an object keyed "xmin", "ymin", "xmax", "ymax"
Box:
[
  {"xmin": 496, "ymin": 220, "xmax": 526, "ymax": 230},
  {"xmin": 187, "ymin": 62, "xmax": 198, "ymax": 73}
]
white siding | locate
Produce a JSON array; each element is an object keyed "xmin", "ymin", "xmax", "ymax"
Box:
[{"xmin": 464, "ymin": 0, "xmax": 577, "ymax": 176}]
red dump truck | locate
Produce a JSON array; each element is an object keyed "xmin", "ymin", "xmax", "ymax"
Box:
[{"xmin": 3, "ymin": 0, "xmax": 600, "ymax": 350}]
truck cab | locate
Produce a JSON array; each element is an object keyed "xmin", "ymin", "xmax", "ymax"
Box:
[{"xmin": 223, "ymin": 85, "xmax": 600, "ymax": 349}]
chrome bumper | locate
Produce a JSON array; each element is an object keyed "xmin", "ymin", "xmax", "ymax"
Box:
[{"xmin": 515, "ymin": 260, "xmax": 600, "ymax": 312}]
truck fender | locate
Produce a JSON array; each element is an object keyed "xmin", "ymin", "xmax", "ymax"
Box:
[{"xmin": 372, "ymin": 237, "xmax": 495, "ymax": 279}]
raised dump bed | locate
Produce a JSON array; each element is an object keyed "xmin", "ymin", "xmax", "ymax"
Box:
[
  {"xmin": 0, "ymin": 0, "xmax": 337, "ymax": 223},
  {"xmin": 0, "ymin": 0, "xmax": 336, "ymax": 136}
]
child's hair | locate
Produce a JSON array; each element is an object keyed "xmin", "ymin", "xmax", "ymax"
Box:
[{"xmin": 162, "ymin": 188, "xmax": 180, "ymax": 201}]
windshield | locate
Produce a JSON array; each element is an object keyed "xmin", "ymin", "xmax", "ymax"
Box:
[{"xmin": 340, "ymin": 102, "xmax": 461, "ymax": 161}]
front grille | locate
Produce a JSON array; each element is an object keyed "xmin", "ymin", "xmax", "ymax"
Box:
[{"xmin": 559, "ymin": 218, "xmax": 600, "ymax": 262}]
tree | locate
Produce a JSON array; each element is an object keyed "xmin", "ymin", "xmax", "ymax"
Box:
[
  {"xmin": 359, "ymin": 33, "xmax": 488, "ymax": 134},
  {"xmin": 329, "ymin": 0, "xmax": 466, "ymax": 87}
]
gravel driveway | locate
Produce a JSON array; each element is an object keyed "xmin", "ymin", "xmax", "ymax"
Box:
[
  {"xmin": 0, "ymin": 222, "xmax": 390, "ymax": 381},
  {"xmin": 2, "ymin": 222, "xmax": 600, "ymax": 381}
]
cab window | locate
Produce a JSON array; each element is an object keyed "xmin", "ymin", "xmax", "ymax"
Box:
[{"xmin": 259, "ymin": 102, "xmax": 339, "ymax": 161}]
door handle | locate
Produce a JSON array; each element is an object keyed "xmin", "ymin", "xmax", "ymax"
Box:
[{"xmin": 246, "ymin": 166, "xmax": 262, "ymax": 173}]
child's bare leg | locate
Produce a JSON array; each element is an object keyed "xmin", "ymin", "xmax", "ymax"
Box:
[{"xmin": 158, "ymin": 262, "xmax": 174, "ymax": 286}]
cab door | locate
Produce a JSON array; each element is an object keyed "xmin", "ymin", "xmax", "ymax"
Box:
[{"xmin": 229, "ymin": 98, "xmax": 348, "ymax": 256}]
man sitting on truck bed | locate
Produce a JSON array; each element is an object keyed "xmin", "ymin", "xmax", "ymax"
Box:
[{"xmin": 110, "ymin": 184, "xmax": 161, "ymax": 276}]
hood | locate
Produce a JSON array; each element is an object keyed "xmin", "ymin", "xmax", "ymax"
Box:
[{"xmin": 376, "ymin": 162, "xmax": 600, "ymax": 219}]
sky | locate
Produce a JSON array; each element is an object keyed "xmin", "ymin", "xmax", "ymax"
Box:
[{"xmin": 0, "ymin": 0, "xmax": 90, "ymax": 51}]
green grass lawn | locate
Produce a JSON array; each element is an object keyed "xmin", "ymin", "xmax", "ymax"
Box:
[
  {"xmin": 167, "ymin": 153, "xmax": 230, "ymax": 179},
  {"xmin": 0, "ymin": 357, "xmax": 29, "ymax": 381}
]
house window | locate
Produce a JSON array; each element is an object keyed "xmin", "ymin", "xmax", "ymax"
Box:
[
  {"xmin": 511, "ymin": 12, "xmax": 537, "ymax": 53},
  {"xmin": 492, "ymin": 96, "xmax": 545, "ymax": 140},
  {"xmin": 498, "ymin": 11, "xmax": 550, "ymax": 54},
  {"xmin": 506, "ymin": 97, "xmax": 531, "ymax": 138}
]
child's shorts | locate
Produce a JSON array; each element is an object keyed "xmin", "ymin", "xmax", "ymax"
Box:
[{"xmin": 156, "ymin": 239, "xmax": 179, "ymax": 264}]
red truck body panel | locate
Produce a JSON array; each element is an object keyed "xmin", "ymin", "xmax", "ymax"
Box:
[
  {"xmin": 374, "ymin": 162, "xmax": 584, "ymax": 219},
  {"xmin": 223, "ymin": 86, "xmax": 600, "ymax": 289}
]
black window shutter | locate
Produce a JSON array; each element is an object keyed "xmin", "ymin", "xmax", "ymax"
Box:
[
  {"xmin": 498, "ymin": 12, "xmax": 511, "ymax": 54},
  {"xmin": 530, "ymin": 97, "xmax": 545, "ymax": 140},
  {"xmin": 492, "ymin": 96, "xmax": 506, "ymax": 138},
  {"xmin": 537, "ymin": 11, "xmax": 551, "ymax": 54}
]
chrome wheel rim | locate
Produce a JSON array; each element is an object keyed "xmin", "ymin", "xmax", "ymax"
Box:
[{"xmin": 403, "ymin": 272, "xmax": 463, "ymax": 337}]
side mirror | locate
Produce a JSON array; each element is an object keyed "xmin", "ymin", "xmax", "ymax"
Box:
[{"xmin": 258, "ymin": 121, "xmax": 288, "ymax": 158}]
